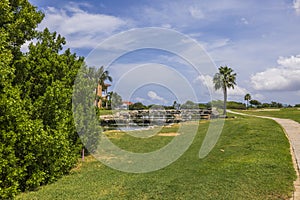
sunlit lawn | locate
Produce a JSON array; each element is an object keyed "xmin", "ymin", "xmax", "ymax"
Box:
[
  {"xmin": 236, "ymin": 108, "xmax": 300, "ymax": 123},
  {"xmin": 17, "ymin": 115, "xmax": 296, "ymax": 199}
]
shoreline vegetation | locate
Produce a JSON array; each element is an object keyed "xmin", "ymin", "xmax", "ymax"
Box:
[{"xmin": 17, "ymin": 115, "xmax": 296, "ymax": 199}]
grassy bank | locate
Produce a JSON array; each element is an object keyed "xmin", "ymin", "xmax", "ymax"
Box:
[
  {"xmin": 17, "ymin": 115, "xmax": 296, "ymax": 199},
  {"xmin": 236, "ymin": 108, "xmax": 300, "ymax": 123}
]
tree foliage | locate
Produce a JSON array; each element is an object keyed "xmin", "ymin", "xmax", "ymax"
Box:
[
  {"xmin": 244, "ymin": 93, "xmax": 251, "ymax": 109},
  {"xmin": 0, "ymin": 1, "xmax": 86, "ymax": 198},
  {"xmin": 72, "ymin": 65, "xmax": 102, "ymax": 154},
  {"xmin": 96, "ymin": 66, "xmax": 112, "ymax": 108},
  {"xmin": 110, "ymin": 92, "xmax": 123, "ymax": 109},
  {"xmin": 129, "ymin": 102, "xmax": 147, "ymax": 110},
  {"xmin": 249, "ymin": 99, "xmax": 261, "ymax": 107},
  {"xmin": 213, "ymin": 66, "xmax": 237, "ymax": 115},
  {"xmin": 180, "ymin": 100, "xmax": 199, "ymax": 109}
]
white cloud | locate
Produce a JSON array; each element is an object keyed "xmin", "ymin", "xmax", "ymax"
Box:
[
  {"xmin": 20, "ymin": 40, "xmax": 33, "ymax": 53},
  {"xmin": 38, "ymin": 4, "xmax": 129, "ymax": 48},
  {"xmin": 240, "ymin": 17, "xmax": 249, "ymax": 25},
  {"xmin": 195, "ymin": 75, "xmax": 248, "ymax": 98},
  {"xmin": 130, "ymin": 0, "xmax": 259, "ymax": 31},
  {"xmin": 189, "ymin": 6, "xmax": 205, "ymax": 19},
  {"xmin": 147, "ymin": 91, "xmax": 168, "ymax": 104},
  {"xmin": 277, "ymin": 55, "xmax": 300, "ymax": 69},
  {"xmin": 201, "ymin": 38, "xmax": 231, "ymax": 50},
  {"xmin": 251, "ymin": 55, "xmax": 300, "ymax": 91},
  {"xmin": 135, "ymin": 2, "xmax": 209, "ymax": 29},
  {"xmin": 294, "ymin": 0, "xmax": 300, "ymax": 15},
  {"xmin": 161, "ymin": 24, "xmax": 172, "ymax": 29}
]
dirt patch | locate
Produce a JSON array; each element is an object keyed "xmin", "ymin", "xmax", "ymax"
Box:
[{"xmin": 157, "ymin": 132, "xmax": 179, "ymax": 136}]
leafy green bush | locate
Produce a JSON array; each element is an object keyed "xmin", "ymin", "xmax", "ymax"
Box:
[
  {"xmin": 0, "ymin": 2, "xmax": 84, "ymax": 198},
  {"xmin": 129, "ymin": 102, "xmax": 147, "ymax": 110}
]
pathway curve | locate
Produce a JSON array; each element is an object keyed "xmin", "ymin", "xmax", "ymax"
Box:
[{"xmin": 228, "ymin": 110, "xmax": 300, "ymax": 200}]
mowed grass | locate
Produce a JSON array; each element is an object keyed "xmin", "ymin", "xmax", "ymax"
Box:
[
  {"xmin": 236, "ymin": 108, "xmax": 300, "ymax": 123},
  {"xmin": 17, "ymin": 115, "xmax": 296, "ymax": 200}
]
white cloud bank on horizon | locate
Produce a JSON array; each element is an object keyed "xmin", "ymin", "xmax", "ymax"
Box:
[
  {"xmin": 251, "ymin": 55, "xmax": 300, "ymax": 91},
  {"xmin": 38, "ymin": 3, "xmax": 129, "ymax": 48}
]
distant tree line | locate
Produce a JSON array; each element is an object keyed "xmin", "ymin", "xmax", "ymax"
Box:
[
  {"xmin": 127, "ymin": 99, "xmax": 298, "ymax": 111},
  {"xmin": 248, "ymin": 100, "xmax": 284, "ymax": 108}
]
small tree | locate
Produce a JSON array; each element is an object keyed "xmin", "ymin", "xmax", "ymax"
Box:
[
  {"xmin": 129, "ymin": 102, "xmax": 147, "ymax": 110},
  {"xmin": 96, "ymin": 66, "xmax": 112, "ymax": 108},
  {"xmin": 213, "ymin": 66, "xmax": 237, "ymax": 116},
  {"xmin": 111, "ymin": 92, "xmax": 123, "ymax": 109},
  {"xmin": 73, "ymin": 65, "xmax": 102, "ymax": 158},
  {"xmin": 181, "ymin": 100, "xmax": 198, "ymax": 109},
  {"xmin": 244, "ymin": 93, "xmax": 251, "ymax": 109},
  {"xmin": 249, "ymin": 99, "xmax": 261, "ymax": 107}
]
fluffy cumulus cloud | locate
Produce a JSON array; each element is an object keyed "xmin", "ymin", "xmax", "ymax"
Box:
[
  {"xmin": 38, "ymin": 3, "xmax": 129, "ymax": 48},
  {"xmin": 147, "ymin": 91, "xmax": 168, "ymax": 104},
  {"xmin": 251, "ymin": 55, "xmax": 300, "ymax": 91}
]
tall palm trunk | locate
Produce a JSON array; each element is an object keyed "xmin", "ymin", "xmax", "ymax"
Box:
[
  {"xmin": 105, "ymin": 97, "xmax": 108, "ymax": 109},
  {"xmin": 97, "ymin": 84, "xmax": 102, "ymax": 108},
  {"xmin": 223, "ymin": 87, "xmax": 227, "ymax": 115}
]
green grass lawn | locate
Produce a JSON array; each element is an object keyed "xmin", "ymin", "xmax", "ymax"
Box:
[
  {"xmin": 17, "ymin": 115, "xmax": 296, "ymax": 199},
  {"xmin": 235, "ymin": 108, "xmax": 300, "ymax": 123},
  {"xmin": 98, "ymin": 109, "xmax": 114, "ymax": 115}
]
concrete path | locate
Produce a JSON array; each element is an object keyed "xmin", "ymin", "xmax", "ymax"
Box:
[{"xmin": 228, "ymin": 110, "xmax": 300, "ymax": 200}]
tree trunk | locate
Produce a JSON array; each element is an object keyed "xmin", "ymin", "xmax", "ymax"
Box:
[
  {"xmin": 82, "ymin": 148, "xmax": 85, "ymax": 161},
  {"xmin": 97, "ymin": 84, "xmax": 102, "ymax": 108},
  {"xmin": 223, "ymin": 87, "xmax": 227, "ymax": 116}
]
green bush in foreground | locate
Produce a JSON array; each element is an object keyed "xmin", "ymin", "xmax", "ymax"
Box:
[{"xmin": 0, "ymin": 1, "xmax": 84, "ymax": 198}]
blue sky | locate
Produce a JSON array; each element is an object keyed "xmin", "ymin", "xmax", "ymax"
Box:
[{"xmin": 28, "ymin": 0, "xmax": 300, "ymax": 105}]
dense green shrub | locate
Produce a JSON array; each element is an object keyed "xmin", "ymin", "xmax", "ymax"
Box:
[
  {"xmin": 0, "ymin": 1, "xmax": 85, "ymax": 198},
  {"xmin": 129, "ymin": 102, "xmax": 147, "ymax": 110}
]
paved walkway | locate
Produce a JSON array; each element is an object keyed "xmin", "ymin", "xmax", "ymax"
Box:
[{"xmin": 228, "ymin": 110, "xmax": 300, "ymax": 200}]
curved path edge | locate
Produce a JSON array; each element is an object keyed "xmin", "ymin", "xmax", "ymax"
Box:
[{"xmin": 228, "ymin": 110, "xmax": 300, "ymax": 200}]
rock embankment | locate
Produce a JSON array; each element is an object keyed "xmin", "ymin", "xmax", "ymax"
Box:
[{"xmin": 100, "ymin": 109, "xmax": 218, "ymax": 126}]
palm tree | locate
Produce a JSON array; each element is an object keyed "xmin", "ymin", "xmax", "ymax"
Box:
[
  {"xmin": 96, "ymin": 66, "xmax": 112, "ymax": 108},
  {"xmin": 106, "ymin": 91, "xmax": 113, "ymax": 109},
  {"xmin": 244, "ymin": 93, "xmax": 251, "ymax": 109},
  {"xmin": 213, "ymin": 66, "xmax": 237, "ymax": 116}
]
